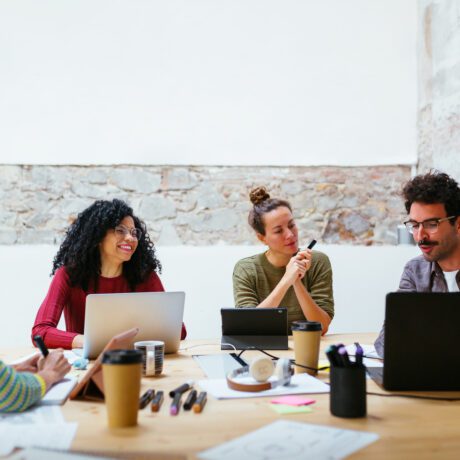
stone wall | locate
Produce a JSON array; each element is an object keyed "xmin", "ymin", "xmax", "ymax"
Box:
[
  {"xmin": 417, "ymin": 0, "xmax": 460, "ymax": 180},
  {"xmin": 0, "ymin": 165, "xmax": 410, "ymax": 246}
]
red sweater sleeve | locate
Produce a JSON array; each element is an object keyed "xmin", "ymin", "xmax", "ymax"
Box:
[
  {"xmin": 31, "ymin": 268, "xmax": 78, "ymax": 349},
  {"xmin": 137, "ymin": 273, "xmax": 187, "ymax": 340}
]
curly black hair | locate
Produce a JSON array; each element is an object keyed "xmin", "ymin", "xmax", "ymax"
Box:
[
  {"xmin": 52, "ymin": 199, "xmax": 161, "ymax": 291},
  {"xmin": 402, "ymin": 171, "xmax": 460, "ymax": 221}
]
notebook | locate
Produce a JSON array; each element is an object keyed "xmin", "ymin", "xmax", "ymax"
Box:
[
  {"xmin": 83, "ymin": 291, "xmax": 185, "ymax": 358},
  {"xmin": 39, "ymin": 377, "xmax": 77, "ymax": 406},
  {"xmin": 221, "ymin": 307, "xmax": 288, "ymax": 350},
  {"xmin": 367, "ymin": 292, "xmax": 460, "ymax": 391}
]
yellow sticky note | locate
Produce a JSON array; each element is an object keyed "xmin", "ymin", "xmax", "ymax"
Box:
[{"xmin": 269, "ymin": 404, "xmax": 314, "ymax": 415}]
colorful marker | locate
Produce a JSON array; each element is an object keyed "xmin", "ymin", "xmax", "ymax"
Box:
[
  {"xmin": 192, "ymin": 392, "xmax": 207, "ymax": 414},
  {"xmin": 170, "ymin": 392, "xmax": 182, "ymax": 416},
  {"xmin": 151, "ymin": 391, "xmax": 164, "ymax": 412}
]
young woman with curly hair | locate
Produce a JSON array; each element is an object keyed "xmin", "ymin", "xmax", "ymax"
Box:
[
  {"xmin": 32, "ymin": 199, "xmax": 186, "ymax": 349},
  {"xmin": 233, "ymin": 187, "xmax": 334, "ymax": 334}
]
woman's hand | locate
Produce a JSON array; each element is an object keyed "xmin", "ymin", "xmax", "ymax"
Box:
[
  {"xmin": 283, "ymin": 253, "xmax": 309, "ymax": 285},
  {"xmin": 295, "ymin": 249, "xmax": 312, "ymax": 278},
  {"xmin": 12, "ymin": 353, "xmax": 41, "ymax": 373}
]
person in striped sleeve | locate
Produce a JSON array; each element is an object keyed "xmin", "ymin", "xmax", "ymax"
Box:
[{"xmin": 0, "ymin": 350, "xmax": 70, "ymax": 412}]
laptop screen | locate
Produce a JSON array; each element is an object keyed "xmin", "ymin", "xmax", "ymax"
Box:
[
  {"xmin": 383, "ymin": 292, "xmax": 460, "ymax": 391},
  {"xmin": 221, "ymin": 308, "xmax": 288, "ymax": 336}
]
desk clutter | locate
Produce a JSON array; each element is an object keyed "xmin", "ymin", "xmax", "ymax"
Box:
[{"xmin": 138, "ymin": 384, "xmax": 207, "ymax": 415}]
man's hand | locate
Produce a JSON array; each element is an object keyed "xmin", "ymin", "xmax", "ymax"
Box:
[{"xmin": 37, "ymin": 350, "xmax": 71, "ymax": 390}]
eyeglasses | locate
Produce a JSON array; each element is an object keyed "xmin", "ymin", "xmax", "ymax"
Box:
[
  {"xmin": 113, "ymin": 225, "xmax": 142, "ymax": 240},
  {"xmin": 403, "ymin": 216, "xmax": 457, "ymax": 234}
]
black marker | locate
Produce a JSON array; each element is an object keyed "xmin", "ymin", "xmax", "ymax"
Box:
[
  {"xmin": 183, "ymin": 390, "xmax": 198, "ymax": 411},
  {"xmin": 139, "ymin": 389, "xmax": 155, "ymax": 409},
  {"xmin": 169, "ymin": 380, "xmax": 194, "ymax": 398},
  {"xmin": 295, "ymin": 239, "xmax": 317, "ymax": 256},
  {"xmin": 307, "ymin": 239, "xmax": 317, "ymax": 250},
  {"xmin": 33, "ymin": 335, "xmax": 49, "ymax": 357}
]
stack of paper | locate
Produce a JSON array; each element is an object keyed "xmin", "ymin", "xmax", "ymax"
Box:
[{"xmin": 0, "ymin": 406, "xmax": 78, "ymax": 457}]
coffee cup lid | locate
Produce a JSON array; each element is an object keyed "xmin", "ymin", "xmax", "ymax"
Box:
[
  {"xmin": 291, "ymin": 321, "xmax": 322, "ymax": 332},
  {"xmin": 102, "ymin": 349, "xmax": 143, "ymax": 365}
]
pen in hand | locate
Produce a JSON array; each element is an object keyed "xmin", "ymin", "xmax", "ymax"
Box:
[
  {"xmin": 295, "ymin": 239, "xmax": 317, "ymax": 256},
  {"xmin": 33, "ymin": 335, "xmax": 49, "ymax": 357}
]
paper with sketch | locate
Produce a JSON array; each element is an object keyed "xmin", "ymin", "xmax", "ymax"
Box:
[
  {"xmin": 198, "ymin": 420, "xmax": 379, "ymax": 460},
  {"xmin": 0, "ymin": 406, "xmax": 65, "ymax": 425},
  {"xmin": 197, "ymin": 373, "xmax": 329, "ymax": 399},
  {"xmin": 0, "ymin": 406, "xmax": 76, "ymax": 457},
  {"xmin": 8, "ymin": 447, "xmax": 114, "ymax": 460},
  {"xmin": 0, "ymin": 423, "xmax": 78, "ymax": 457}
]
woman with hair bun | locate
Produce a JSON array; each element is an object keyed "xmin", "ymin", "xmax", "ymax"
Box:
[
  {"xmin": 32, "ymin": 199, "xmax": 186, "ymax": 349},
  {"xmin": 233, "ymin": 187, "xmax": 334, "ymax": 334}
]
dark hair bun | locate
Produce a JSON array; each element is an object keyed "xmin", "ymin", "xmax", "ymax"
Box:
[{"xmin": 249, "ymin": 187, "xmax": 270, "ymax": 206}]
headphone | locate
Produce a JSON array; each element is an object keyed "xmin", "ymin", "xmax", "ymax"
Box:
[{"xmin": 226, "ymin": 357, "xmax": 293, "ymax": 392}]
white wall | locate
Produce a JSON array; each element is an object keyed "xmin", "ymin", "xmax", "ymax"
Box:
[
  {"xmin": 0, "ymin": 0, "xmax": 417, "ymax": 166},
  {"xmin": 0, "ymin": 244, "xmax": 419, "ymax": 348}
]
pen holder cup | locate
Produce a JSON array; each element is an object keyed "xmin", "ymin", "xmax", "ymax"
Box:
[{"xmin": 330, "ymin": 365, "xmax": 366, "ymax": 418}]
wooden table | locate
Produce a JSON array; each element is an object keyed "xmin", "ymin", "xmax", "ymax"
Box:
[{"xmin": 3, "ymin": 333, "xmax": 460, "ymax": 459}]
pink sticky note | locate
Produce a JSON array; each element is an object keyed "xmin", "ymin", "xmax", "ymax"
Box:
[{"xmin": 270, "ymin": 396, "xmax": 316, "ymax": 406}]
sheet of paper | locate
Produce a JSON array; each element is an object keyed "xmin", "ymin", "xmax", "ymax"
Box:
[
  {"xmin": 8, "ymin": 447, "xmax": 114, "ymax": 460},
  {"xmin": 0, "ymin": 423, "xmax": 78, "ymax": 457},
  {"xmin": 197, "ymin": 373, "xmax": 329, "ymax": 399},
  {"xmin": 345, "ymin": 343, "xmax": 381, "ymax": 360},
  {"xmin": 269, "ymin": 404, "xmax": 313, "ymax": 415},
  {"xmin": 198, "ymin": 420, "xmax": 379, "ymax": 460},
  {"xmin": 64, "ymin": 350, "xmax": 83, "ymax": 364},
  {"xmin": 39, "ymin": 376, "xmax": 78, "ymax": 405},
  {"xmin": 193, "ymin": 354, "xmax": 244, "ymax": 379},
  {"xmin": 344, "ymin": 343, "xmax": 383, "ymax": 368},
  {"xmin": 0, "ymin": 406, "xmax": 65, "ymax": 425},
  {"xmin": 8, "ymin": 352, "xmax": 40, "ymax": 366}
]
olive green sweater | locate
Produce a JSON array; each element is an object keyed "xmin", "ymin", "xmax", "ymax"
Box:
[{"xmin": 232, "ymin": 251, "xmax": 334, "ymax": 329}]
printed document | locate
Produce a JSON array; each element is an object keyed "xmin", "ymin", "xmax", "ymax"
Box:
[
  {"xmin": 0, "ymin": 406, "xmax": 77, "ymax": 457},
  {"xmin": 198, "ymin": 420, "xmax": 379, "ymax": 460}
]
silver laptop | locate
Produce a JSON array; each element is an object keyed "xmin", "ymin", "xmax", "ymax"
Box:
[{"xmin": 82, "ymin": 291, "xmax": 185, "ymax": 358}]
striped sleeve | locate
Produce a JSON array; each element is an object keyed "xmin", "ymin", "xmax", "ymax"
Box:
[{"xmin": 0, "ymin": 360, "xmax": 44, "ymax": 413}]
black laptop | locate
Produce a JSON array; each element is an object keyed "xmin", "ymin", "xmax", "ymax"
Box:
[
  {"xmin": 367, "ymin": 292, "xmax": 460, "ymax": 391},
  {"xmin": 221, "ymin": 307, "xmax": 289, "ymax": 350}
]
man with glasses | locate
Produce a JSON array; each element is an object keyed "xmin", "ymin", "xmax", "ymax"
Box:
[{"xmin": 374, "ymin": 171, "xmax": 460, "ymax": 357}]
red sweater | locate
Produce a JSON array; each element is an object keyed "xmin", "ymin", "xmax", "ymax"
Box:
[{"xmin": 32, "ymin": 267, "xmax": 187, "ymax": 349}]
